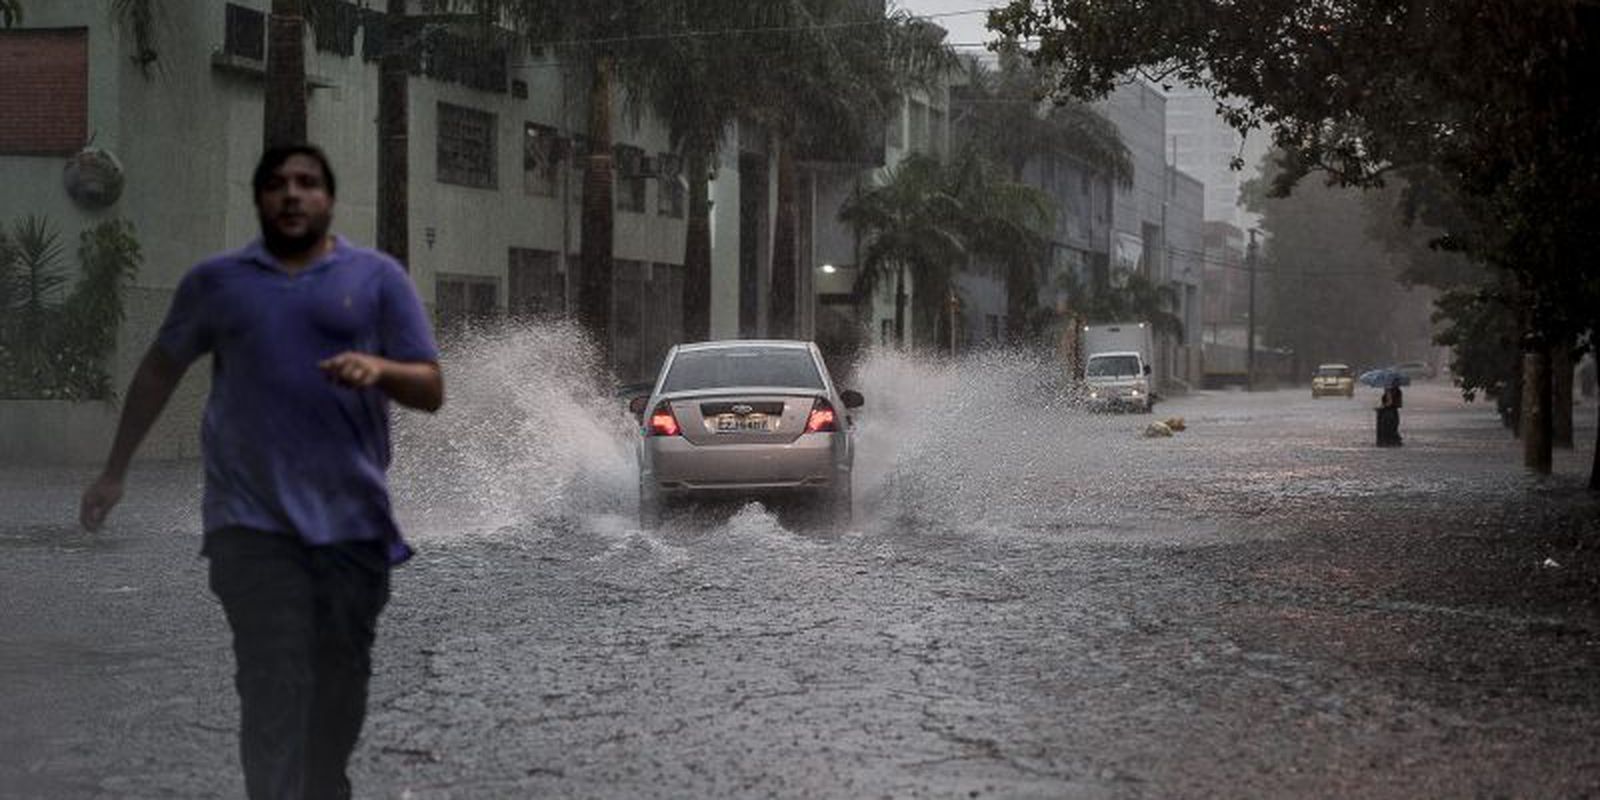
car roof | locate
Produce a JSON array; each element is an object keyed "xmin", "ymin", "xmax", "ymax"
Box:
[
  {"xmin": 1317, "ymin": 363, "xmax": 1351, "ymax": 369},
  {"xmin": 672, "ymin": 339, "xmax": 814, "ymax": 353}
]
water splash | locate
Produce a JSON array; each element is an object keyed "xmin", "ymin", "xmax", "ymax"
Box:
[
  {"xmin": 389, "ymin": 331, "xmax": 1151, "ymax": 543},
  {"xmin": 389, "ymin": 320, "xmax": 636, "ymax": 540},
  {"xmin": 849, "ymin": 346, "xmax": 1140, "ymax": 534}
]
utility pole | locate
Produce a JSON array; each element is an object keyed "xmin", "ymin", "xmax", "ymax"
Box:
[{"xmin": 1246, "ymin": 228, "xmax": 1258, "ymax": 391}]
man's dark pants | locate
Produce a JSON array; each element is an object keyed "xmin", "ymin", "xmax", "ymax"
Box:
[{"xmin": 205, "ymin": 528, "xmax": 390, "ymax": 800}]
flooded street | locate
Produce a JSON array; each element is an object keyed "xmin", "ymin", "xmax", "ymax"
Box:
[{"xmin": 3, "ymin": 341, "xmax": 1599, "ymax": 798}]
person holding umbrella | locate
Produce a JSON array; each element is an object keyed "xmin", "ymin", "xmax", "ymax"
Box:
[
  {"xmin": 1379, "ymin": 377, "xmax": 1404, "ymax": 446},
  {"xmin": 1360, "ymin": 368, "xmax": 1408, "ymax": 447}
]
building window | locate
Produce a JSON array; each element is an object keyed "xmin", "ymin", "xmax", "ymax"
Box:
[
  {"xmin": 522, "ymin": 122, "xmax": 559, "ymax": 197},
  {"xmin": 614, "ymin": 144, "xmax": 647, "ymax": 213},
  {"xmin": 0, "ymin": 29, "xmax": 88, "ymax": 155},
  {"xmin": 656, "ymin": 153, "xmax": 684, "ymax": 219},
  {"xmin": 435, "ymin": 274, "xmax": 498, "ymax": 332},
  {"xmin": 307, "ymin": 1, "xmax": 360, "ymax": 57},
  {"xmin": 437, "ymin": 102, "xmax": 497, "ymax": 189},
  {"xmin": 508, "ymin": 248, "xmax": 564, "ymax": 319},
  {"xmin": 224, "ymin": 4, "xmax": 266, "ymax": 61}
]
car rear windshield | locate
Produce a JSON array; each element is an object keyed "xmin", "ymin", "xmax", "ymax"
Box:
[
  {"xmin": 1317, "ymin": 367, "xmax": 1351, "ymax": 377},
  {"xmin": 662, "ymin": 347, "xmax": 825, "ymax": 392},
  {"xmin": 1086, "ymin": 355, "xmax": 1141, "ymax": 377}
]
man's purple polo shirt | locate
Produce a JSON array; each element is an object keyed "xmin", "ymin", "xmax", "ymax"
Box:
[{"xmin": 157, "ymin": 236, "xmax": 438, "ymax": 565}]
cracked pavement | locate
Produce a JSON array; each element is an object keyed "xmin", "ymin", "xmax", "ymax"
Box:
[{"xmin": 3, "ymin": 368, "xmax": 1599, "ymax": 798}]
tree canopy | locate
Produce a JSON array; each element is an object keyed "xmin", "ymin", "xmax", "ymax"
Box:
[
  {"xmin": 989, "ymin": 1, "xmax": 1600, "ymax": 334},
  {"xmin": 840, "ymin": 148, "xmax": 1053, "ymax": 347}
]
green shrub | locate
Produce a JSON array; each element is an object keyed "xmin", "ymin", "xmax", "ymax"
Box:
[{"xmin": 0, "ymin": 216, "xmax": 141, "ymax": 400}]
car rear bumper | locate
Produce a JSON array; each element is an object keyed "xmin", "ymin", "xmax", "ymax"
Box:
[
  {"xmin": 1086, "ymin": 394, "xmax": 1151, "ymax": 411},
  {"xmin": 641, "ymin": 433, "xmax": 846, "ymax": 495}
]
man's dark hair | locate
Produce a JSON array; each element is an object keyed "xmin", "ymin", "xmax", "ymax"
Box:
[{"xmin": 252, "ymin": 144, "xmax": 337, "ymax": 201}]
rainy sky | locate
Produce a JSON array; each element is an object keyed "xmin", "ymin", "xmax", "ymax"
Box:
[{"xmin": 897, "ymin": 0, "xmax": 1006, "ymax": 52}]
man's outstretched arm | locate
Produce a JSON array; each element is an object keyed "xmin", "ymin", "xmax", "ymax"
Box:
[
  {"xmin": 319, "ymin": 352, "xmax": 444, "ymax": 413},
  {"xmin": 80, "ymin": 345, "xmax": 188, "ymax": 531}
]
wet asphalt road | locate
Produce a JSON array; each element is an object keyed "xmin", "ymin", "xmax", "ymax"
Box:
[{"xmin": 3, "ymin": 361, "xmax": 1599, "ymax": 799}]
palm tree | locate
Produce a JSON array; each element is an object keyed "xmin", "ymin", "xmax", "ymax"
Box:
[
  {"xmin": 376, "ymin": 0, "xmax": 409, "ymax": 267},
  {"xmin": 951, "ymin": 48, "xmax": 1132, "ymax": 342},
  {"xmin": 376, "ymin": 3, "xmax": 516, "ymax": 269},
  {"xmin": 619, "ymin": 1, "xmax": 755, "ymax": 342},
  {"xmin": 839, "ymin": 154, "xmax": 968, "ymax": 347},
  {"xmin": 954, "ymin": 47, "xmax": 1131, "ymax": 185},
  {"xmin": 1057, "ymin": 268, "xmax": 1183, "ymax": 337},
  {"xmin": 495, "ymin": 1, "xmax": 668, "ymax": 367},
  {"xmin": 265, "ymin": 0, "xmax": 307, "ymax": 148},
  {"xmin": 744, "ymin": 2, "xmax": 959, "ymax": 339},
  {"xmin": 841, "ymin": 148, "xmax": 1053, "ymax": 349},
  {"xmin": 0, "ymin": 217, "xmax": 140, "ymax": 400}
]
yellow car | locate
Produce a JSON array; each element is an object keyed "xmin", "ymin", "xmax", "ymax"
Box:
[{"xmin": 1312, "ymin": 363, "xmax": 1355, "ymax": 398}]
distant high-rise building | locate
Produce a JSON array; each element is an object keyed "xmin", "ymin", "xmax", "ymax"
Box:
[{"xmin": 1164, "ymin": 83, "xmax": 1269, "ymax": 232}]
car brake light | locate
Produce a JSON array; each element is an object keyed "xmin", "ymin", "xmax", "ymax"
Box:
[
  {"xmin": 648, "ymin": 404, "xmax": 681, "ymax": 436},
  {"xmin": 805, "ymin": 399, "xmax": 838, "ymax": 433}
]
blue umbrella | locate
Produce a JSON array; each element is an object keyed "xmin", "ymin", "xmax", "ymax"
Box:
[{"xmin": 1358, "ymin": 368, "xmax": 1411, "ymax": 388}]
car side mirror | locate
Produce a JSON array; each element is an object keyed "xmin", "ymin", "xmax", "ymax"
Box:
[
  {"xmin": 840, "ymin": 389, "xmax": 864, "ymax": 409},
  {"xmin": 1143, "ymin": 365, "xmax": 1151, "ymax": 376},
  {"xmin": 628, "ymin": 395, "xmax": 649, "ymax": 417}
]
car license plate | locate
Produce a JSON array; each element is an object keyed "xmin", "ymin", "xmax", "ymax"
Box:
[{"xmin": 715, "ymin": 413, "xmax": 770, "ymax": 433}]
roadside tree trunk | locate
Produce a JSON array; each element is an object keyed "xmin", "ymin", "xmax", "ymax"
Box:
[
  {"xmin": 1553, "ymin": 340, "xmax": 1573, "ymax": 448},
  {"xmin": 376, "ymin": 0, "xmax": 408, "ymax": 267},
  {"xmin": 682, "ymin": 143, "xmax": 712, "ymax": 341},
  {"xmin": 578, "ymin": 56, "xmax": 616, "ymax": 368},
  {"xmin": 770, "ymin": 138, "xmax": 798, "ymax": 339},
  {"xmin": 1522, "ymin": 346, "xmax": 1552, "ymax": 475},
  {"xmin": 264, "ymin": 0, "xmax": 306, "ymax": 149},
  {"xmin": 1592, "ymin": 391, "xmax": 1600, "ymax": 491}
]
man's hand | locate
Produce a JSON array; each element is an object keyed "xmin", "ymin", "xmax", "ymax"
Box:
[
  {"xmin": 319, "ymin": 351, "xmax": 443, "ymax": 411},
  {"xmin": 319, "ymin": 351, "xmax": 387, "ymax": 388},
  {"xmin": 80, "ymin": 474, "xmax": 124, "ymax": 531}
]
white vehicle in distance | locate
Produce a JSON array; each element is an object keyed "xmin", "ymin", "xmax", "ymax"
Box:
[
  {"xmin": 1080, "ymin": 322, "xmax": 1156, "ymax": 413},
  {"xmin": 629, "ymin": 340, "xmax": 863, "ymax": 529}
]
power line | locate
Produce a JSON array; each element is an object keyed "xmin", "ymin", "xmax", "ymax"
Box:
[
  {"xmin": 1162, "ymin": 242, "xmax": 1405, "ymax": 278},
  {"xmin": 514, "ymin": 7, "xmax": 1003, "ymax": 50}
]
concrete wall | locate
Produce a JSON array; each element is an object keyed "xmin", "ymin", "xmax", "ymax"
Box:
[
  {"xmin": 1165, "ymin": 82, "xmax": 1269, "ymax": 232},
  {"xmin": 1169, "ymin": 169, "xmax": 1206, "ymax": 386},
  {"xmin": 1098, "ymin": 82, "xmax": 1168, "ymax": 278}
]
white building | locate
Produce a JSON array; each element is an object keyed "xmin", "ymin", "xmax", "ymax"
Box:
[
  {"xmin": 1096, "ymin": 81, "xmax": 1205, "ymax": 391},
  {"xmin": 1164, "ymin": 82, "xmax": 1270, "ymax": 232},
  {"xmin": 0, "ymin": 1, "xmax": 735, "ymax": 459},
  {"xmin": 0, "ymin": 0, "xmax": 957, "ymax": 462}
]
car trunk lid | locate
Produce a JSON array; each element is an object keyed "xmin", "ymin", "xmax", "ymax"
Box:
[{"xmin": 670, "ymin": 394, "xmax": 819, "ymax": 446}]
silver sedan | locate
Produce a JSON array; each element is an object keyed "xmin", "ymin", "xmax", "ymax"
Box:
[{"xmin": 630, "ymin": 340, "xmax": 863, "ymax": 528}]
